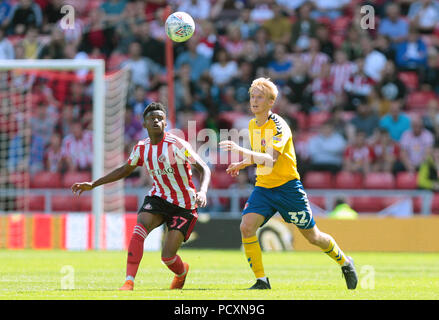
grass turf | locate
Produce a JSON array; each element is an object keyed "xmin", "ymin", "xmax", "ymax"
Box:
[{"xmin": 0, "ymin": 249, "xmax": 438, "ymax": 300}]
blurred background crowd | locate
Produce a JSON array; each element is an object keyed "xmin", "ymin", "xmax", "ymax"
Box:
[{"xmin": 2, "ymin": 0, "xmax": 439, "ymax": 211}]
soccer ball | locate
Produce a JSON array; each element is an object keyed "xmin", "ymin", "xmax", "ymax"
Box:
[{"xmin": 165, "ymin": 11, "xmax": 195, "ymax": 43}]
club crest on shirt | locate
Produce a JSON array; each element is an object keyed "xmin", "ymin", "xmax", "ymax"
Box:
[
  {"xmin": 261, "ymin": 139, "xmax": 266, "ymax": 146},
  {"xmin": 158, "ymin": 154, "xmax": 166, "ymax": 163},
  {"xmin": 144, "ymin": 203, "xmax": 152, "ymax": 210},
  {"xmin": 244, "ymin": 202, "xmax": 249, "ymax": 210}
]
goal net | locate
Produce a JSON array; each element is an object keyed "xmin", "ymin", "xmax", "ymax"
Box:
[{"xmin": 0, "ymin": 59, "xmax": 129, "ymax": 249}]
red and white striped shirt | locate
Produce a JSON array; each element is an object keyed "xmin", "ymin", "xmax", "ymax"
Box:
[
  {"xmin": 330, "ymin": 62, "xmax": 357, "ymax": 93},
  {"xmin": 128, "ymin": 132, "xmax": 198, "ymax": 210}
]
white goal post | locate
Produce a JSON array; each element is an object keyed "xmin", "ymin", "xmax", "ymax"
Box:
[{"xmin": 0, "ymin": 59, "xmax": 105, "ymax": 249}]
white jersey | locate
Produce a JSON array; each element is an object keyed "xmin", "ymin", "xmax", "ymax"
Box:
[{"xmin": 128, "ymin": 132, "xmax": 197, "ymax": 210}]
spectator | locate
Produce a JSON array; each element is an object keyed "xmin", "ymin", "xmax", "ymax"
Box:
[
  {"xmin": 417, "ymin": 140, "xmax": 439, "ymax": 191},
  {"xmin": 61, "ymin": 121, "xmax": 93, "ymax": 172},
  {"xmin": 222, "ymin": 24, "xmax": 245, "ymax": 60},
  {"xmin": 232, "ymin": 7, "xmax": 259, "ymax": 40},
  {"xmin": 267, "ymin": 43, "xmax": 294, "ymax": 88},
  {"xmin": 178, "ymin": 0, "xmax": 211, "ymax": 21},
  {"xmin": 58, "ymin": 104, "xmax": 75, "ymax": 137},
  {"xmin": 175, "ymin": 36, "xmax": 211, "ymax": 82},
  {"xmin": 39, "ymin": 26, "xmax": 65, "ymax": 59},
  {"xmin": 343, "ymin": 130, "xmax": 373, "ymax": 174},
  {"xmin": 44, "ymin": 133, "xmax": 63, "ymax": 173},
  {"xmin": 122, "ymin": 41, "xmax": 162, "ymax": 91},
  {"xmin": 133, "ymin": 21, "xmax": 164, "ymax": 67},
  {"xmin": 308, "ymin": 121, "xmax": 346, "ymax": 174},
  {"xmin": 330, "ymin": 106, "xmax": 348, "ymax": 138},
  {"xmin": 124, "ymin": 106, "xmax": 144, "ymax": 146},
  {"xmin": 377, "ymin": 60, "xmax": 407, "ymax": 103},
  {"xmin": 249, "ymin": 1, "xmax": 274, "ymax": 23},
  {"xmin": 328, "ymin": 197, "xmax": 359, "ymax": 220},
  {"xmin": 3, "ymin": 0, "xmax": 43, "ymax": 35},
  {"xmin": 0, "ymin": 26, "xmax": 14, "ymax": 59},
  {"xmin": 315, "ymin": 23, "xmax": 334, "ymax": 59},
  {"xmin": 8, "ymin": 132, "xmax": 45, "ymax": 174},
  {"xmin": 378, "ymin": 3, "xmax": 409, "ymax": 43},
  {"xmin": 174, "ymin": 63, "xmax": 197, "ymax": 111},
  {"xmin": 209, "ymin": 48, "xmax": 238, "ymax": 87},
  {"xmin": 341, "ymin": 25, "xmax": 364, "ymax": 61},
  {"xmin": 286, "ymin": 60, "xmax": 312, "ymax": 108},
  {"xmin": 21, "ymin": 25, "xmax": 42, "ymax": 59},
  {"xmin": 30, "ymin": 101, "xmax": 58, "ymax": 147},
  {"xmin": 371, "ymin": 128, "xmax": 402, "ymax": 173},
  {"xmin": 330, "ymin": 49, "xmax": 357, "ymax": 95},
  {"xmin": 276, "ymin": 0, "xmax": 307, "ymax": 13},
  {"xmin": 360, "ymin": 36, "xmax": 387, "ymax": 82},
  {"xmin": 252, "ymin": 27, "xmax": 274, "ymax": 71},
  {"xmin": 228, "ymin": 59, "xmax": 254, "ymax": 106},
  {"xmin": 80, "ymin": 8, "xmax": 115, "ymax": 56},
  {"xmin": 308, "ymin": 62, "xmax": 336, "ymax": 112},
  {"xmin": 262, "ymin": 3, "xmax": 292, "ymax": 44},
  {"xmin": 64, "ymin": 82, "xmax": 93, "ymax": 127},
  {"xmin": 400, "ymin": 115, "xmax": 434, "ymax": 172},
  {"xmin": 375, "ymin": 34, "xmax": 396, "ymax": 61},
  {"xmin": 300, "ymin": 37, "xmax": 330, "ymax": 79},
  {"xmin": 100, "ymin": 0, "xmax": 127, "ymax": 25},
  {"xmin": 423, "ymin": 98, "xmax": 439, "ymax": 138},
  {"xmin": 408, "ymin": 0, "xmax": 439, "ymax": 33},
  {"xmin": 290, "ymin": 1, "xmax": 317, "ymax": 52},
  {"xmin": 310, "ymin": 0, "xmax": 350, "ymax": 21},
  {"xmin": 0, "ymin": 0, "xmax": 11, "ymax": 27},
  {"xmin": 420, "ymin": 50, "xmax": 439, "ymax": 92},
  {"xmin": 395, "ymin": 28, "xmax": 428, "ymax": 71},
  {"xmin": 128, "ymin": 85, "xmax": 150, "ymax": 120},
  {"xmin": 344, "ymin": 58, "xmax": 375, "ymax": 110},
  {"xmin": 346, "ymin": 97, "xmax": 380, "ymax": 142},
  {"xmin": 379, "ymin": 99, "xmax": 411, "ymax": 141},
  {"xmin": 196, "ymin": 21, "xmax": 219, "ymax": 60}
]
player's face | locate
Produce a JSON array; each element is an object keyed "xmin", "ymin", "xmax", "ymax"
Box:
[
  {"xmin": 143, "ymin": 110, "xmax": 166, "ymax": 135},
  {"xmin": 250, "ymin": 88, "xmax": 273, "ymax": 116}
]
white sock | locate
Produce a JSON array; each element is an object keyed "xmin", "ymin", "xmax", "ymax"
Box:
[
  {"xmin": 126, "ymin": 275, "xmax": 135, "ymax": 282},
  {"xmin": 257, "ymin": 277, "xmax": 268, "ymax": 283}
]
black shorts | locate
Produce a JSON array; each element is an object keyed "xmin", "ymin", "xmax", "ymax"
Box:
[{"xmin": 138, "ymin": 195, "xmax": 198, "ymax": 242}]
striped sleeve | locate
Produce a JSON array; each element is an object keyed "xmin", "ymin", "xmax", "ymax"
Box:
[{"xmin": 128, "ymin": 141, "xmax": 145, "ymax": 167}]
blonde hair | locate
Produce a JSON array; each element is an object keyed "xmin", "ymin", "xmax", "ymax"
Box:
[{"xmin": 249, "ymin": 77, "xmax": 279, "ymax": 102}]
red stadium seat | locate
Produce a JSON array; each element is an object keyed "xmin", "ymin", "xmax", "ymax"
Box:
[
  {"xmin": 334, "ymin": 171, "xmax": 363, "ymax": 189},
  {"xmin": 303, "ymin": 171, "xmax": 333, "ymax": 189},
  {"xmin": 363, "ymin": 172, "xmax": 395, "ymax": 189},
  {"xmin": 9, "ymin": 172, "xmax": 30, "ymax": 188},
  {"xmin": 406, "ymin": 91, "xmax": 437, "ymax": 110},
  {"xmin": 30, "ymin": 172, "xmax": 62, "ymax": 188},
  {"xmin": 308, "ymin": 112, "xmax": 331, "ymax": 130},
  {"xmin": 396, "ymin": 172, "xmax": 418, "ymax": 190},
  {"xmin": 351, "ymin": 196, "xmax": 385, "ymax": 213},
  {"xmin": 62, "ymin": 172, "xmax": 92, "ymax": 188},
  {"xmin": 308, "ymin": 196, "xmax": 326, "ymax": 209},
  {"xmin": 398, "ymin": 72, "xmax": 419, "ymax": 91},
  {"xmin": 125, "ymin": 195, "xmax": 139, "ymax": 212},
  {"xmin": 211, "ymin": 171, "xmax": 236, "ymax": 189},
  {"xmin": 51, "ymin": 195, "xmax": 80, "ymax": 212},
  {"xmin": 432, "ymin": 193, "xmax": 439, "ymax": 214},
  {"xmin": 16, "ymin": 195, "xmax": 46, "ymax": 211},
  {"xmin": 78, "ymin": 196, "xmax": 92, "ymax": 212}
]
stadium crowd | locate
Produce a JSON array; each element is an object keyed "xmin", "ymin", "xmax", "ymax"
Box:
[{"xmin": 2, "ymin": 0, "xmax": 439, "ymax": 212}]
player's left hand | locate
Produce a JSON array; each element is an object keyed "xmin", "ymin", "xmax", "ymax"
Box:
[
  {"xmin": 195, "ymin": 191, "xmax": 207, "ymax": 208},
  {"xmin": 219, "ymin": 140, "xmax": 241, "ymax": 154}
]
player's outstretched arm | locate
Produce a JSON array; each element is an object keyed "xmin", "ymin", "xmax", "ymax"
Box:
[
  {"xmin": 219, "ymin": 140, "xmax": 280, "ymax": 168},
  {"xmin": 71, "ymin": 162, "xmax": 136, "ymax": 196}
]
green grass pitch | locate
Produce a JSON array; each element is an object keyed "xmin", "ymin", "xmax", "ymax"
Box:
[{"xmin": 0, "ymin": 249, "xmax": 438, "ymax": 300}]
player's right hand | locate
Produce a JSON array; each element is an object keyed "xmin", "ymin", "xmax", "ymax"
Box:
[
  {"xmin": 226, "ymin": 162, "xmax": 243, "ymax": 177},
  {"xmin": 71, "ymin": 182, "xmax": 93, "ymax": 196}
]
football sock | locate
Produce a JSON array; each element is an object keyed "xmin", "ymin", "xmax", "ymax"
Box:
[
  {"xmin": 126, "ymin": 224, "xmax": 148, "ymax": 281},
  {"xmin": 162, "ymin": 255, "xmax": 186, "ymax": 276},
  {"xmin": 323, "ymin": 237, "xmax": 349, "ymax": 267},
  {"xmin": 242, "ymin": 235, "xmax": 265, "ymax": 279}
]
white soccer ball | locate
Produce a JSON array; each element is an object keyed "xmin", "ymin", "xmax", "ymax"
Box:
[{"xmin": 165, "ymin": 11, "xmax": 195, "ymax": 43}]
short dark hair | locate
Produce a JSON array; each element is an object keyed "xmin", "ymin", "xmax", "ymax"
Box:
[{"xmin": 142, "ymin": 102, "xmax": 166, "ymax": 119}]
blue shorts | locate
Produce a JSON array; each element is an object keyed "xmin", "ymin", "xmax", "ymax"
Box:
[{"xmin": 242, "ymin": 179, "xmax": 315, "ymax": 229}]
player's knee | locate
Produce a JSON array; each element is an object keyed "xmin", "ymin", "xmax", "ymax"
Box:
[
  {"xmin": 305, "ymin": 233, "xmax": 321, "ymax": 246},
  {"xmin": 240, "ymin": 221, "xmax": 257, "ymax": 238}
]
